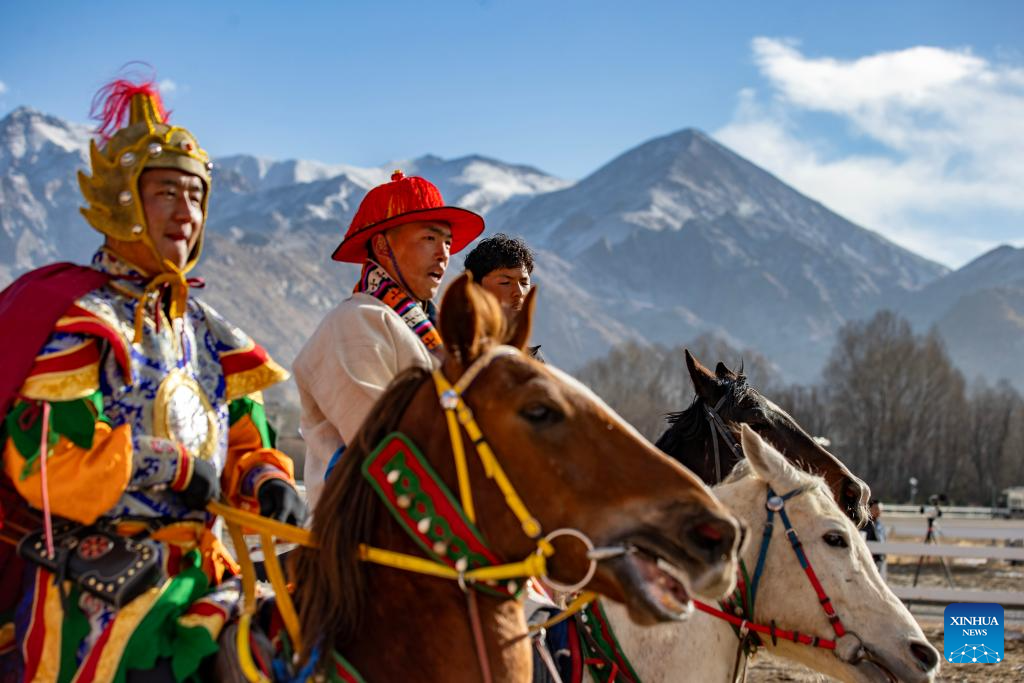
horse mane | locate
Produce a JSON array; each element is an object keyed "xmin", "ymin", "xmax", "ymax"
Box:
[
  {"xmin": 722, "ymin": 458, "xmax": 758, "ymax": 485},
  {"xmin": 722, "ymin": 458, "xmax": 752, "ymax": 485},
  {"xmin": 722, "ymin": 457, "xmax": 826, "ymax": 494},
  {"xmin": 292, "ymin": 365, "xmax": 431, "ymax": 657},
  {"xmin": 655, "ymin": 373, "xmax": 748, "ymax": 458},
  {"xmin": 656, "ymin": 395, "xmax": 706, "ymax": 457}
]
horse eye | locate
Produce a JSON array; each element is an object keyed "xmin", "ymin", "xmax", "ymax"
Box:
[
  {"xmin": 519, "ymin": 403, "xmax": 562, "ymax": 425},
  {"xmin": 823, "ymin": 532, "xmax": 848, "ymax": 548},
  {"xmin": 746, "ymin": 404, "xmax": 771, "ymax": 424}
]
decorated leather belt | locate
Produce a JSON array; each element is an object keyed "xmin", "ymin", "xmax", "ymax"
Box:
[{"xmin": 18, "ymin": 519, "xmax": 162, "ymax": 608}]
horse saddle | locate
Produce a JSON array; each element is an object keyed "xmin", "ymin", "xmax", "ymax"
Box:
[{"xmin": 17, "ymin": 520, "xmax": 163, "ymax": 608}]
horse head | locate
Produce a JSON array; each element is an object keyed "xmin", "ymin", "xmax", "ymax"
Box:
[
  {"xmin": 716, "ymin": 427, "xmax": 939, "ymax": 683},
  {"xmin": 295, "ymin": 276, "xmax": 743, "ymax": 678},
  {"xmin": 438, "ymin": 275, "xmax": 742, "ymax": 621},
  {"xmin": 657, "ymin": 349, "xmax": 870, "ymax": 525}
]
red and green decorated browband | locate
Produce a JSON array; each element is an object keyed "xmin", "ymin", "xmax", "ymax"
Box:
[{"xmin": 362, "ymin": 432, "xmax": 523, "ymax": 599}]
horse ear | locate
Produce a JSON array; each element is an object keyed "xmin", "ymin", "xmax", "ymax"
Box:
[
  {"xmin": 740, "ymin": 425, "xmax": 803, "ymax": 491},
  {"xmin": 505, "ymin": 285, "xmax": 537, "ymax": 351},
  {"xmin": 439, "ymin": 273, "xmax": 505, "ymax": 366},
  {"xmin": 715, "ymin": 361, "xmax": 734, "ymax": 379},
  {"xmin": 686, "ymin": 349, "xmax": 719, "ymax": 402}
]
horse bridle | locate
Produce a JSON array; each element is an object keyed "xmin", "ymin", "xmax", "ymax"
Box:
[
  {"xmin": 214, "ymin": 344, "xmax": 627, "ymax": 683},
  {"xmin": 706, "ymin": 379, "xmax": 865, "ymax": 525},
  {"xmin": 367, "ymin": 344, "xmax": 630, "ymax": 682},
  {"xmin": 704, "ymin": 380, "xmax": 745, "ymax": 484},
  {"xmin": 694, "ymin": 485, "xmax": 871, "ymax": 683}
]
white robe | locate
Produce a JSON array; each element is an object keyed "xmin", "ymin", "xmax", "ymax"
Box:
[{"xmin": 292, "ymin": 292, "xmax": 438, "ymax": 511}]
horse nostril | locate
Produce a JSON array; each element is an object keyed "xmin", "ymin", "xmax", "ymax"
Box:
[
  {"xmin": 909, "ymin": 639, "xmax": 940, "ymax": 671},
  {"xmin": 688, "ymin": 517, "xmax": 736, "ymax": 559},
  {"xmin": 695, "ymin": 522, "xmax": 722, "ymax": 543}
]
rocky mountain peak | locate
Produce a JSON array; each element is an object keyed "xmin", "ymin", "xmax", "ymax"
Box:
[
  {"xmin": 0, "ymin": 107, "xmax": 91, "ymax": 168},
  {"xmin": 3, "ymin": 107, "xmax": 1017, "ymax": 390}
]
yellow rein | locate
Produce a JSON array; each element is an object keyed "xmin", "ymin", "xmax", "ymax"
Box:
[
  {"xmin": 216, "ymin": 345, "xmax": 577, "ymax": 681},
  {"xmin": 357, "ymin": 347, "xmax": 556, "ymax": 580},
  {"xmin": 211, "ymin": 502, "xmax": 306, "ymax": 683},
  {"xmin": 430, "ymin": 350, "xmax": 542, "ymax": 536}
]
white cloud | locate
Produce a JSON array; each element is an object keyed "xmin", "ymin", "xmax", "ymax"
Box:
[
  {"xmin": 0, "ymin": 81, "xmax": 7, "ymax": 95},
  {"xmin": 715, "ymin": 38, "xmax": 1024, "ymax": 268},
  {"xmin": 158, "ymin": 79, "xmax": 178, "ymax": 94}
]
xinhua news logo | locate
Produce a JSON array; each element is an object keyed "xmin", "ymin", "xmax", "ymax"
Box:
[{"xmin": 943, "ymin": 603, "xmax": 1004, "ymax": 664}]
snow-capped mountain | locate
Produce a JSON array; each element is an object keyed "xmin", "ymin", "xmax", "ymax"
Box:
[
  {"xmin": 500, "ymin": 128, "xmax": 942, "ymax": 291},
  {"xmin": 896, "ymin": 245, "xmax": 1024, "ymax": 388},
  {"xmin": 3, "ymin": 105, "xmax": 1019, "ymax": 392},
  {"xmin": 935, "ymin": 286, "xmax": 1024, "ymax": 388},
  {"xmin": 0, "ymin": 106, "xmax": 573, "ymax": 385},
  {"xmin": 494, "ymin": 129, "xmax": 947, "ymax": 378},
  {"xmin": 214, "ymin": 155, "xmax": 384, "ymax": 192},
  {"xmin": 399, "ymin": 154, "xmax": 572, "ymax": 216},
  {"xmin": 899, "ymin": 245, "xmax": 1024, "ymax": 327},
  {"xmin": 208, "ymin": 152, "xmax": 571, "ymax": 242},
  {"xmin": 0, "ymin": 108, "xmax": 93, "ymax": 281}
]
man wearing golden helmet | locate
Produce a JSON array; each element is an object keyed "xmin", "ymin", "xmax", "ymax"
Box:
[{"xmin": 0, "ymin": 77, "xmax": 303, "ymax": 681}]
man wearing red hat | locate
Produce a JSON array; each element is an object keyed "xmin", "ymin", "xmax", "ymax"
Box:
[{"xmin": 293, "ymin": 171, "xmax": 484, "ymax": 510}]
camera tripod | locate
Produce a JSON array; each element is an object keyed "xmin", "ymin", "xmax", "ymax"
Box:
[{"xmin": 911, "ymin": 511, "xmax": 956, "ymax": 589}]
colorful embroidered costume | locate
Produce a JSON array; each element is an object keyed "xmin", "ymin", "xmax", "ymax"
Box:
[{"xmin": 0, "ymin": 79, "xmax": 299, "ymax": 682}]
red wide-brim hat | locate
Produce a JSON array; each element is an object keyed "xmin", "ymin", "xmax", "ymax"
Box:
[{"xmin": 332, "ymin": 170, "xmax": 485, "ymax": 263}]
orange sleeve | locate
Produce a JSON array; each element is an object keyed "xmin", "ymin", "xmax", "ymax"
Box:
[
  {"xmin": 221, "ymin": 413, "xmax": 295, "ymax": 513},
  {"xmin": 3, "ymin": 422, "xmax": 133, "ymax": 525}
]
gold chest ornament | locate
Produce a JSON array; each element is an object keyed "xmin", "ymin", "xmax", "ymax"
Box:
[{"xmin": 152, "ymin": 368, "xmax": 218, "ymax": 462}]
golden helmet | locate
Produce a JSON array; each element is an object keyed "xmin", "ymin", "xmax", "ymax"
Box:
[{"xmin": 77, "ymin": 79, "xmax": 212, "ymax": 274}]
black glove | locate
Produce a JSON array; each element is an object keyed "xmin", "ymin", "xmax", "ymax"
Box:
[
  {"xmin": 257, "ymin": 479, "xmax": 306, "ymax": 526},
  {"xmin": 180, "ymin": 457, "xmax": 221, "ymax": 510}
]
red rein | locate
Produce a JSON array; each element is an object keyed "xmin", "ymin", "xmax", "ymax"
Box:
[
  {"xmin": 693, "ymin": 600, "xmax": 837, "ymax": 650},
  {"xmin": 691, "ymin": 485, "xmax": 848, "ymax": 653}
]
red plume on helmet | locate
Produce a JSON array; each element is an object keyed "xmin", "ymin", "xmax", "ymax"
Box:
[
  {"xmin": 79, "ymin": 67, "xmax": 211, "ymax": 278},
  {"xmin": 89, "ymin": 76, "xmax": 169, "ymax": 144}
]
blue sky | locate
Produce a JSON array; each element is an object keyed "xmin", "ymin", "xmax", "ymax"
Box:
[{"xmin": 2, "ymin": 1, "xmax": 1022, "ymax": 267}]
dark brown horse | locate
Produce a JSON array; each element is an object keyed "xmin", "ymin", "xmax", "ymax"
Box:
[
  {"xmin": 293, "ymin": 276, "xmax": 743, "ymax": 682},
  {"xmin": 655, "ymin": 350, "xmax": 870, "ymax": 524}
]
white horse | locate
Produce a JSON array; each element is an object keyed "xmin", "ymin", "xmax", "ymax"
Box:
[{"xmin": 587, "ymin": 426, "xmax": 940, "ymax": 683}]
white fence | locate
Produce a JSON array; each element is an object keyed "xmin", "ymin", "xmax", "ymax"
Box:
[
  {"xmin": 883, "ymin": 504, "xmax": 1013, "ymax": 518},
  {"xmin": 289, "ymin": 489, "xmax": 1024, "ymax": 606},
  {"xmin": 883, "ymin": 516, "xmax": 1024, "ymax": 542},
  {"xmin": 867, "ymin": 511, "xmax": 1024, "ymax": 607}
]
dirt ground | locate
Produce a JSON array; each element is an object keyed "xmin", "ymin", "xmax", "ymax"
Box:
[
  {"xmin": 746, "ymin": 559, "xmax": 1024, "ymax": 681},
  {"xmin": 893, "ymin": 556, "xmax": 1023, "ymax": 588},
  {"xmin": 747, "ymin": 625, "xmax": 1024, "ymax": 681}
]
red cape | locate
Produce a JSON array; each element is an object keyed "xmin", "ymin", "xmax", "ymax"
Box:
[
  {"xmin": 0, "ymin": 263, "xmax": 111, "ymax": 419},
  {"xmin": 0, "ymin": 262, "xmax": 110, "ymax": 616}
]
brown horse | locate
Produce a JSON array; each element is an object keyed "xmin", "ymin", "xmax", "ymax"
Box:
[
  {"xmin": 655, "ymin": 350, "xmax": 870, "ymax": 524},
  {"xmin": 293, "ymin": 276, "xmax": 742, "ymax": 682}
]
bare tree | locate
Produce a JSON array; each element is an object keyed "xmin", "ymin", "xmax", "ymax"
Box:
[
  {"xmin": 966, "ymin": 379, "xmax": 1024, "ymax": 505},
  {"xmin": 575, "ymin": 334, "xmax": 778, "ymax": 440},
  {"xmin": 574, "ymin": 312, "xmax": 1023, "ymax": 504},
  {"xmin": 768, "ymin": 383, "xmax": 832, "ymax": 442},
  {"xmin": 821, "ymin": 312, "xmax": 971, "ymax": 501}
]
